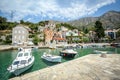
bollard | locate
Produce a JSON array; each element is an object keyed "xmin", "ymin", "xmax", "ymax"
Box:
[{"xmin": 100, "ymin": 52, "xmax": 107, "ymax": 58}]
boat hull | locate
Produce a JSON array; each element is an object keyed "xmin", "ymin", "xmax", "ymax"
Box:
[
  {"xmin": 60, "ymin": 52, "xmax": 76, "ymax": 58},
  {"xmin": 111, "ymin": 43, "xmax": 120, "ymax": 48},
  {"xmin": 9, "ymin": 57, "xmax": 34, "ymax": 76},
  {"xmin": 13, "ymin": 62, "xmax": 33, "ymax": 75},
  {"xmin": 41, "ymin": 56, "xmax": 61, "ymax": 62}
]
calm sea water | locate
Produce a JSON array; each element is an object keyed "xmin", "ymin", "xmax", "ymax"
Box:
[{"xmin": 0, "ymin": 47, "xmax": 119, "ymax": 80}]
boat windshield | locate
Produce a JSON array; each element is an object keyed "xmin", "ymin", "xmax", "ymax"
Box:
[
  {"xmin": 18, "ymin": 53, "xmax": 23, "ymax": 57},
  {"xmin": 24, "ymin": 53, "xmax": 28, "ymax": 56},
  {"xmin": 13, "ymin": 61, "xmax": 19, "ymax": 65},
  {"xmin": 28, "ymin": 58, "xmax": 32, "ymax": 63},
  {"xmin": 20, "ymin": 60, "xmax": 27, "ymax": 64}
]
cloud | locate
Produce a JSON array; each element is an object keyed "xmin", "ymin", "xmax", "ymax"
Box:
[{"xmin": 0, "ymin": 0, "xmax": 116, "ymax": 22}]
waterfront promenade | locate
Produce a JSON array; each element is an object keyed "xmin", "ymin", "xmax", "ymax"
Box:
[
  {"xmin": 0, "ymin": 43, "xmax": 110, "ymax": 51},
  {"xmin": 0, "ymin": 45, "xmax": 48, "ymax": 51},
  {"xmin": 10, "ymin": 54, "xmax": 120, "ymax": 80}
]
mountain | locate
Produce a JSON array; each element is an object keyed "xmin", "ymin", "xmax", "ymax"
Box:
[{"xmin": 67, "ymin": 11, "xmax": 120, "ymax": 29}]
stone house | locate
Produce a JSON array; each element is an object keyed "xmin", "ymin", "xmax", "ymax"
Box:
[
  {"xmin": 105, "ymin": 29, "xmax": 117, "ymax": 39},
  {"xmin": 12, "ymin": 24, "xmax": 29, "ymax": 45}
]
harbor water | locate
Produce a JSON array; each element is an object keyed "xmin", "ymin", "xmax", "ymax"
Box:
[{"xmin": 0, "ymin": 47, "xmax": 120, "ymax": 80}]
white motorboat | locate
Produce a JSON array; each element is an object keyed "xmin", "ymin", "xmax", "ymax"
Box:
[
  {"xmin": 49, "ymin": 46, "xmax": 56, "ymax": 49},
  {"xmin": 60, "ymin": 49, "xmax": 77, "ymax": 58},
  {"xmin": 7, "ymin": 48, "xmax": 34, "ymax": 75},
  {"xmin": 41, "ymin": 52, "xmax": 61, "ymax": 62}
]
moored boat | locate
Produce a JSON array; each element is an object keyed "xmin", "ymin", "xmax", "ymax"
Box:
[
  {"xmin": 7, "ymin": 48, "xmax": 34, "ymax": 75},
  {"xmin": 49, "ymin": 45, "xmax": 56, "ymax": 49},
  {"xmin": 60, "ymin": 49, "xmax": 77, "ymax": 58},
  {"xmin": 110, "ymin": 43, "xmax": 120, "ymax": 48},
  {"xmin": 41, "ymin": 52, "xmax": 61, "ymax": 62}
]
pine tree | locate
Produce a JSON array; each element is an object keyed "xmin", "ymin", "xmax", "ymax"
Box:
[{"xmin": 94, "ymin": 21, "xmax": 105, "ymax": 41}]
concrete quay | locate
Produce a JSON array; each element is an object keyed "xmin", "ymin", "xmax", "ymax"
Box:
[
  {"xmin": 0, "ymin": 45, "xmax": 49, "ymax": 51},
  {"xmin": 0, "ymin": 43, "xmax": 111, "ymax": 51},
  {"xmin": 10, "ymin": 54, "xmax": 120, "ymax": 80}
]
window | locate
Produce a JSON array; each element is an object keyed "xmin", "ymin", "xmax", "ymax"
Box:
[
  {"xmin": 13, "ymin": 61, "xmax": 19, "ymax": 65},
  {"xmin": 14, "ymin": 36, "xmax": 16, "ymax": 39},
  {"xmin": 22, "ymin": 36, "xmax": 24, "ymax": 39},
  {"xmin": 20, "ymin": 60, "xmax": 26, "ymax": 64},
  {"xmin": 22, "ymin": 31, "xmax": 24, "ymax": 34},
  {"xmin": 18, "ymin": 53, "xmax": 23, "ymax": 57},
  {"xmin": 19, "ymin": 36, "xmax": 21, "ymax": 39},
  {"xmin": 19, "ymin": 31, "xmax": 21, "ymax": 33},
  {"xmin": 24, "ymin": 53, "xmax": 28, "ymax": 56},
  {"xmin": 28, "ymin": 58, "xmax": 32, "ymax": 63},
  {"xmin": 15, "ymin": 31, "xmax": 17, "ymax": 33}
]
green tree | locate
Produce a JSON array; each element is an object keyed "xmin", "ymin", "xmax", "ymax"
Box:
[
  {"xmin": 29, "ymin": 24, "xmax": 38, "ymax": 32},
  {"xmin": 84, "ymin": 28, "xmax": 88, "ymax": 34},
  {"xmin": 88, "ymin": 27, "xmax": 95, "ymax": 31},
  {"xmin": 0, "ymin": 16, "xmax": 8, "ymax": 30},
  {"xmin": 116, "ymin": 29, "xmax": 120, "ymax": 37},
  {"xmin": 20, "ymin": 20, "xmax": 24, "ymax": 24},
  {"xmin": 0, "ymin": 16, "xmax": 7, "ymax": 23},
  {"xmin": 4, "ymin": 35, "xmax": 12, "ymax": 44},
  {"xmin": 70, "ymin": 33, "xmax": 73, "ymax": 43},
  {"xmin": 82, "ymin": 37, "xmax": 89, "ymax": 43},
  {"xmin": 33, "ymin": 35, "xmax": 39, "ymax": 45},
  {"xmin": 94, "ymin": 21, "xmax": 105, "ymax": 42},
  {"xmin": 56, "ymin": 24, "xmax": 61, "ymax": 31},
  {"xmin": 39, "ymin": 21, "xmax": 45, "ymax": 26}
]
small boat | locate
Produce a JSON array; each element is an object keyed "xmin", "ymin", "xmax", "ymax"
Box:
[
  {"xmin": 7, "ymin": 48, "xmax": 34, "ymax": 75},
  {"xmin": 49, "ymin": 46, "xmax": 56, "ymax": 49},
  {"xmin": 110, "ymin": 43, "xmax": 120, "ymax": 48},
  {"xmin": 41, "ymin": 52, "xmax": 61, "ymax": 62},
  {"xmin": 60, "ymin": 49, "xmax": 77, "ymax": 58}
]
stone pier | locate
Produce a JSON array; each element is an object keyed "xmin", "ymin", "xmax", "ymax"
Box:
[{"xmin": 10, "ymin": 54, "xmax": 120, "ymax": 80}]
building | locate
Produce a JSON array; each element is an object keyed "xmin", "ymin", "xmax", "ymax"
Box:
[
  {"xmin": 52, "ymin": 32, "xmax": 67, "ymax": 44},
  {"xmin": 43, "ymin": 28, "xmax": 54, "ymax": 45},
  {"xmin": 105, "ymin": 29, "xmax": 117, "ymax": 39},
  {"xmin": 60, "ymin": 26, "xmax": 68, "ymax": 31},
  {"xmin": 12, "ymin": 25, "xmax": 29, "ymax": 45},
  {"xmin": 88, "ymin": 31, "xmax": 96, "ymax": 42},
  {"xmin": 66, "ymin": 30, "xmax": 79, "ymax": 36},
  {"xmin": 45, "ymin": 20, "xmax": 56, "ymax": 30},
  {"xmin": 65, "ymin": 30, "xmax": 79, "ymax": 43},
  {"xmin": 38, "ymin": 26, "xmax": 44, "ymax": 32}
]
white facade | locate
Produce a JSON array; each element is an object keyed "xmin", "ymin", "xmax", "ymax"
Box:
[
  {"xmin": 66, "ymin": 30, "xmax": 78, "ymax": 36},
  {"xmin": 105, "ymin": 29, "xmax": 117, "ymax": 39},
  {"xmin": 12, "ymin": 25, "xmax": 29, "ymax": 45},
  {"xmin": 38, "ymin": 26, "xmax": 44, "ymax": 32},
  {"xmin": 61, "ymin": 26, "xmax": 68, "ymax": 31}
]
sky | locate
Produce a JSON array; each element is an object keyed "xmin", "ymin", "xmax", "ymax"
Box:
[{"xmin": 0, "ymin": 0, "xmax": 120, "ymax": 23}]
